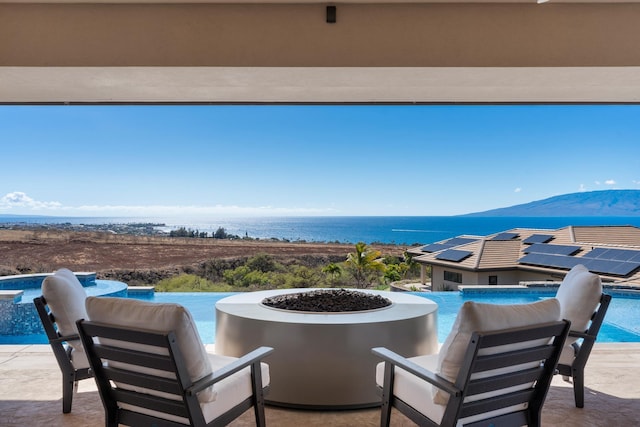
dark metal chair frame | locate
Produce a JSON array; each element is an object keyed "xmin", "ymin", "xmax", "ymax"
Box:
[
  {"xmin": 557, "ymin": 293, "xmax": 612, "ymax": 408},
  {"xmin": 33, "ymin": 295, "xmax": 93, "ymax": 414},
  {"xmin": 76, "ymin": 318, "xmax": 273, "ymax": 427},
  {"xmin": 373, "ymin": 320, "xmax": 571, "ymax": 427}
]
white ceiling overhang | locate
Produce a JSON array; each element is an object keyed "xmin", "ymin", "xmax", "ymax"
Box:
[{"xmin": 2, "ymin": 66, "xmax": 640, "ymax": 104}]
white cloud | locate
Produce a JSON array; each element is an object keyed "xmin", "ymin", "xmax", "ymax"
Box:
[
  {"xmin": 0, "ymin": 192, "xmax": 334, "ymax": 217},
  {"xmin": 594, "ymin": 181, "xmax": 600, "ymax": 186},
  {"xmin": 578, "ymin": 184, "xmax": 587, "ymax": 192},
  {"xmin": 0, "ymin": 191, "xmax": 62, "ymax": 210},
  {"xmin": 514, "ymin": 187, "xmax": 521, "ymax": 193},
  {"xmin": 605, "ymin": 179, "xmax": 616, "ymax": 185}
]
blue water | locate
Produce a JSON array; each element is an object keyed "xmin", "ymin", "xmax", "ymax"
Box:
[
  {"xmin": 2, "ymin": 215, "xmax": 640, "ymax": 244},
  {"xmin": 15, "ymin": 280, "xmax": 128, "ymax": 302},
  {"xmin": 135, "ymin": 291, "xmax": 640, "ymax": 344},
  {"xmin": 6, "ymin": 291, "xmax": 636, "ymax": 345}
]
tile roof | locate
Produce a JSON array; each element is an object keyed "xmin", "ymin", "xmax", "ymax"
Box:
[{"xmin": 410, "ymin": 225, "xmax": 640, "ymax": 283}]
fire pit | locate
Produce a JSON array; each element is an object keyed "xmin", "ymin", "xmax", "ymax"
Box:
[{"xmin": 215, "ymin": 289, "xmax": 438, "ymax": 409}]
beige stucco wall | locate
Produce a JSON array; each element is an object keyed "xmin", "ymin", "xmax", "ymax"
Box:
[{"xmin": 430, "ymin": 265, "xmax": 564, "ymax": 291}]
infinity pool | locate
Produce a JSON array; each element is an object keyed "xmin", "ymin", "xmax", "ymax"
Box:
[{"xmin": 2, "ymin": 290, "xmax": 639, "ymax": 344}]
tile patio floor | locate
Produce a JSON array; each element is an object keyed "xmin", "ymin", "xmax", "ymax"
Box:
[{"xmin": 1, "ymin": 344, "xmax": 639, "ymax": 426}]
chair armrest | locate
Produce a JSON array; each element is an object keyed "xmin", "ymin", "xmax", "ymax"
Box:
[
  {"xmin": 187, "ymin": 346, "xmax": 274, "ymax": 395},
  {"xmin": 372, "ymin": 347, "xmax": 460, "ymax": 397},
  {"xmin": 50, "ymin": 333, "xmax": 81, "ymax": 345},
  {"xmin": 568, "ymin": 330, "xmax": 593, "ymax": 340}
]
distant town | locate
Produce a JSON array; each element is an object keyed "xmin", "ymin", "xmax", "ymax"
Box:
[{"xmin": 0, "ymin": 222, "xmax": 166, "ymax": 236}]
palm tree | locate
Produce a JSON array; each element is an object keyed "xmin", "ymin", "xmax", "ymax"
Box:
[
  {"xmin": 344, "ymin": 242, "xmax": 386, "ymax": 288},
  {"xmin": 322, "ymin": 263, "xmax": 342, "ymax": 286}
]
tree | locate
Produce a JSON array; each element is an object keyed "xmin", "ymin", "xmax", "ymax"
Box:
[
  {"xmin": 214, "ymin": 227, "xmax": 228, "ymax": 239},
  {"xmin": 322, "ymin": 263, "xmax": 342, "ymax": 287},
  {"xmin": 344, "ymin": 242, "xmax": 386, "ymax": 288},
  {"xmin": 383, "ymin": 264, "xmax": 403, "ymax": 283}
]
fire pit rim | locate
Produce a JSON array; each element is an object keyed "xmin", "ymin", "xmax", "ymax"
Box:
[{"xmin": 215, "ymin": 288, "xmax": 437, "ymax": 325}]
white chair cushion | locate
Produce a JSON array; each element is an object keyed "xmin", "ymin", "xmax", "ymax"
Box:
[
  {"xmin": 202, "ymin": 354, "xmax": 270, "ymax": 424},
  {"xmin": 85, "ymin": 296, "xmax": 216, "ymax": 403},
  {"xmin": 69, "ymin": 347, "xmax": 90, "ymax": 370},
  {"xmin": 376, "ymin": 354, "xmax": 445, "ymax": 424},
  {"xmin": 434, "ymin": 298, "xmax": 561, "ymax": 405},
  {"xmin": 556, "ymin": 264, "xmax": 602, "ymax": 366},
  {"xmin": 559, "ymin": 343, "xmax": 577, "ymax": 366},
  {"xmin": 119, "ymin": 353, "xmax": 270, "ymax": 425},
  {"xmin": 556, "ymin": 264, "xmax": 602, "ymax": 334},
  {"xmin": 41, "ymin": 268, "xmax": 88, "ymax": 366}
]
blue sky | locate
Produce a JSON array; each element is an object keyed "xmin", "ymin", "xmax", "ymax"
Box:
[{"xmin": 1, "ymin": 105, "xmax": 639, "ymax": 217}]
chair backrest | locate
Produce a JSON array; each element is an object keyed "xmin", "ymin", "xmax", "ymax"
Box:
[
  {"xmin": 435, "ymin": 298, "xmax": 562, "ymax": 405},
  {"xmin": 40, "ymin": 268, "xmax": 88, "ymax": 342},
  {"xmin": 34, "ymin": 291, "xmax": 93, "ymax": 414},
  {"xmin": 37, "ymin": 268, "xmax": 90, "ymax": 369},
  {"xmin": 33, "ymin": 295, "xmax": 78, "ymax": 372},
  {"xmin": 77, "ymin": 319, "xmax": 208, "ymax": 426},
  {"xmin": 84, "ymin": 296, "xmax": 216, "ymax": 403},
  {"xmin": 567, "ymin": 293, "xmax": 611, "ymax": 368},
  {"xmin": 556, "ymin": 264, "xmax": 602, "ymax": 337},
  {"xmin": 441, "ymin": 319, "xmax": 571, "ymax": 426},
  {"xmin": 555, "ymin": 264, "xmax": 610, "ymax": 368}
]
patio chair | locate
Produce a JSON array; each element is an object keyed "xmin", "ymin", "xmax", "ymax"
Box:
[
  {"xmin": 77, "ymin": 296, "xmax": 273, "ymax": 427},
  {"xmin": 34, "ymin": 268, "xmax": 92, "ymax": 413},
  {"xmin": 555, "ymin": 264, "xmax": 612, "ymax": 408},
  {"xmin": 372, "ymin": 298, "xmax": 570, "ymax": 427}
]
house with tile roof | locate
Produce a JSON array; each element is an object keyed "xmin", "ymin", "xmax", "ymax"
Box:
[{"xmin": 408, "ymin": 225, "xmax": 640, "ymax": 291}]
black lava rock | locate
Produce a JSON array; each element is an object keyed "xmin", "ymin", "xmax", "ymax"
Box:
[{"xmin": 261, "ymin": 289, "xmax": 392, "ymax": 312}]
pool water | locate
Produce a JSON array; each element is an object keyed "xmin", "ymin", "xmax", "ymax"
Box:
[
  {"xmin": 16, "ymin": 280, "xmax": 129, "ymax": 301},
  {"xmin": 3, "ymin": 291, "xmax": 639, "ymax": 345},
  {"xmin": 426, "ymin": 291, "xmax": 640, "ymax": 343}
]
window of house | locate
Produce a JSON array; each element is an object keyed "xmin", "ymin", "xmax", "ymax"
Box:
[
  {"xmin": 444, "ymin": 271, "xmax": 462, "ymax": 283},
  {"xmin": 489, "ymin": 275, "xmax": 498, "ymax": 285}
]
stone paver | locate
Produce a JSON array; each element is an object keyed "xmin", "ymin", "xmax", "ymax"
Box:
[{"xmin": 1, "ymin": 344, "xmax": 638, "ymax": 426}]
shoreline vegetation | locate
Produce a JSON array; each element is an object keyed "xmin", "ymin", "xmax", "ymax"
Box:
[{"xmin": 0, "ymin": 223, "xmax": 421, "ymax": 292}]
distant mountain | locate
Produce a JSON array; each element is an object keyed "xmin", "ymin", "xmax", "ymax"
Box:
[{"xmin": 463, "ymin": 190, "xmax": 640, "ymax": 217}]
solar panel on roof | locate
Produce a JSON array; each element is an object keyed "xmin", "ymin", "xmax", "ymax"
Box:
[
  {"xmin": 435, "ymin": 249, "xmax": 473, "ymax": 262},
  {"xmin": 518, "ymin": 252, "xmax": 640, "ymax": 277},
  {"xmin": 599, "ymin": 248, "xmax": 640, "ymax": 262},
  {"xmin": 445, "ymin": 237, "xmax": 478, "ymax": 246},
  {"xmin": 582, "ymin": 258, "xmax": 640, "ymax": 276},
  {"xmin": 582, "ymin": 259, "xmax": 614, "ymax": 274},
  {"xmin": 492, "ymin": 232, "xmax": 519, "ymax": 241},
  {"xmin": 523, "ymin": 243, "xmax": 581, "ymax": 256},
  {"xmin": 522, "ymin": 234, "xmax": 554, "ymax": 244},
  {"xmin": 583, "ymin": 248, "xmax": 610, "ymax": 259},
  {"xmin": 608, "ymin": 262, "xmax": 640, "ymax": 276},
  {"xmin": 421, "ymin": 243, "xmax": 452, "ymax": 253},
  {"xmin": 582, "ymin": 247, "xmax": 640, "ymax": 263},
  {"xmin": 518, "ymin": 253, "xmax": 582, "ymax": 270},
  {"xmin": 421, "ymin": 237, "xmax": 479, "ymax": 253}
]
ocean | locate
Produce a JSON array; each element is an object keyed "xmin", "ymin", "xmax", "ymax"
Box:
[{"xmin": 2, "ymin": 215, "xmax": 640, "ymax": 245}]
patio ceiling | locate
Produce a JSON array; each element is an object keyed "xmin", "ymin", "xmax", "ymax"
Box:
[{"xmin": 2, "ymin": 1, "xmax": 640, "ymax": 103}]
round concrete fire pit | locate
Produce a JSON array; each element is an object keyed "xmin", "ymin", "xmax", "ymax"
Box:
[{"xmin": 215, "ymin": 289, "xmax": 438, "ymax": 409}]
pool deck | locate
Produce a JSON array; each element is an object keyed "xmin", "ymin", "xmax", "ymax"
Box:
[{"xmin": 1, "ymin": 343, "xmax": 639, "ymax": 426}]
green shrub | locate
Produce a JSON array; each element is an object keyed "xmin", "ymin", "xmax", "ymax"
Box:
[
  {"xmin": 245, "ymin": 253, "xmax": 280, "ymax": 273},
  {"xmin": 155, "ymin": 274, "xmax": 233, "ymax": 292}
]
